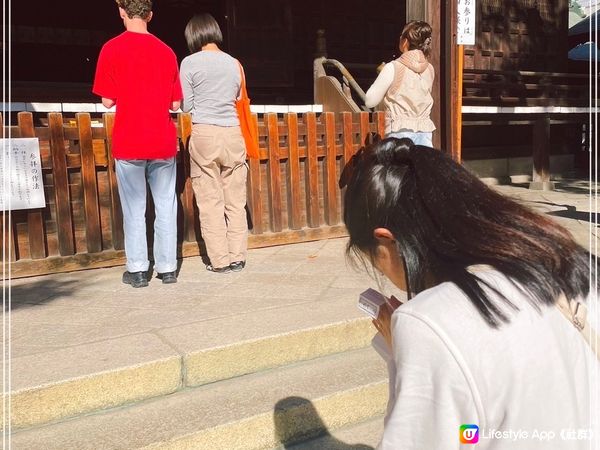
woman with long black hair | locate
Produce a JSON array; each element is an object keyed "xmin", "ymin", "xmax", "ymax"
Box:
[{"xmin": 341, "ymin": 137, "xmax": 598, "ymax": 449}]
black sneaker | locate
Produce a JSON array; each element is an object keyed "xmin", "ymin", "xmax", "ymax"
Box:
[
  {"xmin": 230, "ymin": 261, "xmax": 246, "ymax": 272},
  {"xmin": 206, "ymin": 264, "xmax": 232, "ymax": 274},
  {"xmin": 157, "ymin": 271, "xmax": 177, "ymax": 284},
  {"xmin": 122, "ymin": 271, "xmax": 148, "ymax": 288}
]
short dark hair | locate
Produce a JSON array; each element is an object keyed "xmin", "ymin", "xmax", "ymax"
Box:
[
  {"xmin": 116, "ymin": 0, "xmax": 152, "ymax": 21},
  {"xmin": 343, "ymin": 138, "xmax": 591, "ymax": 327},
  {"xmin": 185, "ymin": 13, "xmax": 223, "ymax": 53}
]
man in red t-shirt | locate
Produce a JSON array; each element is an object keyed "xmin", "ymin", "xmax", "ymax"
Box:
[{"xmin": 93, "ymin": 0, "xmax": 183, "ymax": 288}]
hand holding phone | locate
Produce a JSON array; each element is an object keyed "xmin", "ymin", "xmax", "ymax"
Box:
[
  {"xmin": 358, "ymin": 288, "xmax": 388, "ymax": 319},
  {"xmin": 359, "ymin": 289, "xmax": 404, "ymax": 351}
]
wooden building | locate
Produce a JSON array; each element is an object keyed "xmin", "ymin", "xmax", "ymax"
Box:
[
  {"xmin": 11, "ymin": 0, "xmax": 577, "ymax": 100},
  {"xmin": 10, "ymin": 0, "xmax": 405, "ymax": 104}
]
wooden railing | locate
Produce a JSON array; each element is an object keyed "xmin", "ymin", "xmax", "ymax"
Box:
[
  {"xmin": 463, "ymin": 69, "xmax": 590, "ymax": 107},
  {"xmin": 2, "ymin": 111, "xmax": 384, "ymax": 278}
]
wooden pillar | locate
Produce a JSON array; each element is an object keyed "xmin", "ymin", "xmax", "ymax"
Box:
[
  {"xmin": 443, "ymin": 0, "xmax": 458, "ymax": 156},
  {"xmin": 407, "ymin": 0, "xmax": 454, "ymax": 152},
  {"xmin": 529, "ymin": 114, "xmax": 555, "ymax": 191}
]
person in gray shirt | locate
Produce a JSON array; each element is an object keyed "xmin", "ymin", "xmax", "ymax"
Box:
[{"xmin": 180, "ymin": 13, "xmax": 248, "ymax": 273}]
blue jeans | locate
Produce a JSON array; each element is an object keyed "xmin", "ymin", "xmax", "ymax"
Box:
[
  {"xmin": 115, "ymin": 158, "xmax": 177, "ymax": 274},
  {"xmin": 387, "ymin": 130, "xmax": 433, "ymax": 147}
]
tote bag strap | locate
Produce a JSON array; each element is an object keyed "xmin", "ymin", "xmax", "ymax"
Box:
[
  {"xmin": 556, "ymin": 295, "xmax": 599, "ymax": 360},
  {"xmin": 236, "ymin": 61, "xmax": 248, "ymax": 102}
]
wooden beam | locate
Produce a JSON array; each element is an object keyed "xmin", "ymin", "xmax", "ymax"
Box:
[
  {"xmin": 8, "ymin": 226, "xmax": 350, "ymax": 279},
  {"xmin": 442, "ymin": 0, "xmax": 458, "ymax": 155},
  {"xmin": 452, "ymin": 45, "xmax": 464, "ymax": 162}
]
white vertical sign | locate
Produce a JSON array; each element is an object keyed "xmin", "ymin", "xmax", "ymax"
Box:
[
  {"xmin": 457, "ymin": 0, "xmax": 476, "ymax": 45},
  {"xmin": 1, "ymin": 138, "xmax": 46, "ymax": 211}
]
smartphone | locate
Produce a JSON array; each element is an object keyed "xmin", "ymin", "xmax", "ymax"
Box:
[{"xmin": 357, "ymin": 288, "xmax": 388, "ymax": 319}]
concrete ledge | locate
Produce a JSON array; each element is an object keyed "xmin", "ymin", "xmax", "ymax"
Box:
[
  {"xmin": 183, "ymin": 318, "xmax": 374, "ymax": 386},
  {"xmin": 151, "ymin": 383, "xmax": 387, "ymax": 450},
  {"xmin": 11, "ymin": 348, "xmax": 388, "ymax": 450},
  {"xmin": 11, "ymin": 334, "xmax": 182, "ymax": 430},
  {"xmin": 464, "ymin": 155, "xmax": 575, "ymax": 185},
  {"xmin": 11, "ymin": 294, "xmax": 375, "ymax": 430},
  {"xmin": 528, "ymin": 181, "xmax": 556, "ymax": 191}
]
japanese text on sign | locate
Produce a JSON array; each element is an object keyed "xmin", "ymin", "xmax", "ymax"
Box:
[
  {"xmin": 1, "ymin": 138, "xmax": 46, "ymax": 211},
  {"xmin": 457, "ymin": 0, "xmax": 476, "ymax": 45}
]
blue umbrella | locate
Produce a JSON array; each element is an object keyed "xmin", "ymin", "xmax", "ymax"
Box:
[{"xmin": 568, "ymin": 41, "xmax": 600, "ymax": 60}]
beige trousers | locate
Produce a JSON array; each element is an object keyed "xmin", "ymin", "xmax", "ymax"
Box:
[{"xmin": 189, "ymin": 124, "xmax": 248, "ymax": 269}]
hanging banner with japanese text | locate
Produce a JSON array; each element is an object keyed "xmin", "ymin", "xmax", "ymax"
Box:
[
  {"xmin": 1, "ymin": 138, "xmax": 46, "ymax": 211},
  {"xmin": 457, "ymin": 0, "xmax": 476, "ymax": 45}
]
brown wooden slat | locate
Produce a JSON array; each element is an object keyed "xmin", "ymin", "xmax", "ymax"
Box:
[
  {"xmin": 63, "ymin": 128, "xmax": 80, "ymax": 140},
  {"xmin": 103, "ymin": 113, "xmax": 124, "ymax": 250},
  {"xmin": 303, "ymin": 112, "xmax": 320, "ymax": 228},
  {"xmin": 91, "ymin": 128, "xmax": 107, "ymax": 140},
  {"xmin": 286, "ymin": 113, "xmax": 302, "ymax": 230},
  {"xmin": 266, "ymin": 113, "xmax": 283, "ymax": 232},
  {"xmin": 323, "ymin": 112, "xmax": 338, "ymax": 225},
  {"xmin": 341, "ymin": 112, "xmax": 355, "ymax": 167},
  {"xmin": 77, "ymin": 113, "xmax": 102, "ymax": 253},
  {"xmin": 1, "ymin": 212, "xmax": 17, "ymax": 262},
  {"xmin": 247, "ymin": 113, "xmax": 264, "ymax": 235},
  {"xmin": 359, "ymin": 112, "xmax": 370, "ymax": 146},
  {"xmin": 0, "ymin": 116, "xmax": 14, "ymax": 262},
  {"xmin": 177, "ymin": 113, "xmax": 196, "ymax": 243},
  {"xmin": 375, "ymin": 111, "xmax": 386, "ymax": 138},
  {"xmin": 18, "ymin": 112, "xmax": 47, "ymax": 259},
  {"xmin": 48, "ymin": 113, "xmax": 75, "ymax": 256}
]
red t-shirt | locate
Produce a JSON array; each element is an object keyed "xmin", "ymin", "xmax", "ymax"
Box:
[{"xmin": 93, "ymin": 31, "xmax": 183, "ymax": 160}]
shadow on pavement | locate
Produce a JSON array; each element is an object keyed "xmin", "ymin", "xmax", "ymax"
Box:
[
  {"xmin": 528, "ymin": 200, "xmax": 598, "ymax": 224},
  {"xmin": 274, "ymin": 396, "xmax": 374, "ymax": 450},
  {"xmin": 8, "ymin": 279, "xmax": 80, "ymax": 310},
  {"xmin": 553, "ymin": 180, "xmax": 595, "ymax": 195}
]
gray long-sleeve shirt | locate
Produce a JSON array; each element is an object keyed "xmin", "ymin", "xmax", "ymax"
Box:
[{"xmin": 180, "ymin": 50, "xmax": 241, "ymax": 126}]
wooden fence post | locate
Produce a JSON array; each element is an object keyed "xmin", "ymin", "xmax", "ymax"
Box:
[
  {"xmin": 303, "ymin": 112, "xmax": 320, "ymax": 228},
  {"xmin": 0, "ymin": 114, "xmax": 16, "ymax": 262},
  {"xmin": 77, "ymin": 113, "xmax": 102, "ymax": 253},
  {"xmin": 286, "ymin": 113, "xmax": 302, "ymax": 230},
  {"xmin": 103, "ymin": 113, "xmax": 125, "ymax": 250},
  {"xmin": 266, "ymin": 113, "xmax": 283, "ymax": 232},
  {"xmin": 18, "ymin": 112, "xmax": 47, "ymax": 259},
  {"xmin": 323, "ymin": 112, "xmax": 339, "ymax": 225},
  {"xmin": 177, "ymin": 113, "xmax": 196, "ymax": 243},
  {"xmin": 48, "ymin": 113, "xmax": 75, "ymax": 256}
]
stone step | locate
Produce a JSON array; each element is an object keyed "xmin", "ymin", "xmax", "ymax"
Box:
[
  {"xmin": 12, "ymin": 292, "xmax": 376, "ymax": 430},
  {"xmin": 11, "ymin": 348, "xmax": 388, "ymax": 450},
  {"xmin": 283, "ymin": 417, "xmax": 384, "ymax": 450}
]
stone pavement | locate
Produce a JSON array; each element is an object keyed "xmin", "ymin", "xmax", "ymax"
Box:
[
  {"xmin": 7, "ymin": 178, "xmax": 598, "ymax": 449},
  {"xmin": 10, "ymin": 238, "xmax": 379, "ymax": 359}
]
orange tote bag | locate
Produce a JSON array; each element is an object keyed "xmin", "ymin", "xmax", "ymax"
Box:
[{"xmin": 236, "ymin": 63, "xmax": 260, "ymax": 159}]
